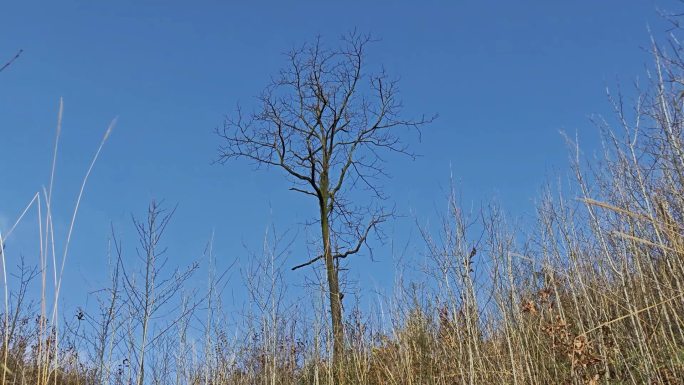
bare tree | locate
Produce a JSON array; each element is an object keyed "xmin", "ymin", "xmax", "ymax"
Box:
[
  {"xmin": 119, "ymin": 201, "xmax": 200, "ymax": 385},
  {"xmin": 217, "ymin": 32, "xmax": 433, "ymax": 370}
]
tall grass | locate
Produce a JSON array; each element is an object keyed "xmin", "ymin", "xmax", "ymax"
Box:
[
  {"xmin": 0, "ymin": 99, "xmax": 116, "ymax": 385},
  {"xmin": 3, "ymin": 17, "xmax": 684, "ymax": 385}
]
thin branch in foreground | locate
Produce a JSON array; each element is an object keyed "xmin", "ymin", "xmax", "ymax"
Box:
[{"xmin": 0, "ymin": 50, "xmax": 23, "ymax": 73}]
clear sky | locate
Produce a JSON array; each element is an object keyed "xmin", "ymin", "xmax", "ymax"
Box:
[{"xmin": 0, "ymin": 1, "xmax": 675, "ymax": 312}]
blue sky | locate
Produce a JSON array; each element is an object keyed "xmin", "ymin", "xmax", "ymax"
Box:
[{"xmin": 0, "ymin": 1, "xmax": 674, "ymax": 312}]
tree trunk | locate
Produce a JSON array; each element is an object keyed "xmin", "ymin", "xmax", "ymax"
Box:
[{"xmin": 319, "ymin": 179, "xmax": 344, "ymax": 377}]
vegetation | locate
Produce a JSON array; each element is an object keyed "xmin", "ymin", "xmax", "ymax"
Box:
[
  {"xmin": 2, "ymin": 18, "xmax": 684, "ymax": 385},
  {"xmin": 216, "ymin": 32, "xmax": 432, "ymax": 373}
]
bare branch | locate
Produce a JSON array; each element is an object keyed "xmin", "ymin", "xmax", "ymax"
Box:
[
  {"xmin": 332, "ymin": 213, "xmax": 388, "ymax": 260},
  {"xmin": 291, "ymin": 254, "xmax": 324, "ymax": 271},
  {"xmin": 0, "ymin": 49, "xmax": 22, "ymax": 73}
]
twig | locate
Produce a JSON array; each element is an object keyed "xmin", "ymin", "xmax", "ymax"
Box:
[
  {"xmin": 0, "ymin": 50, "xmax": 23, "ymax": 73},
  {"xmin": 291, "ymin": 254, "xmax": 323, "ymax": 271}
]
